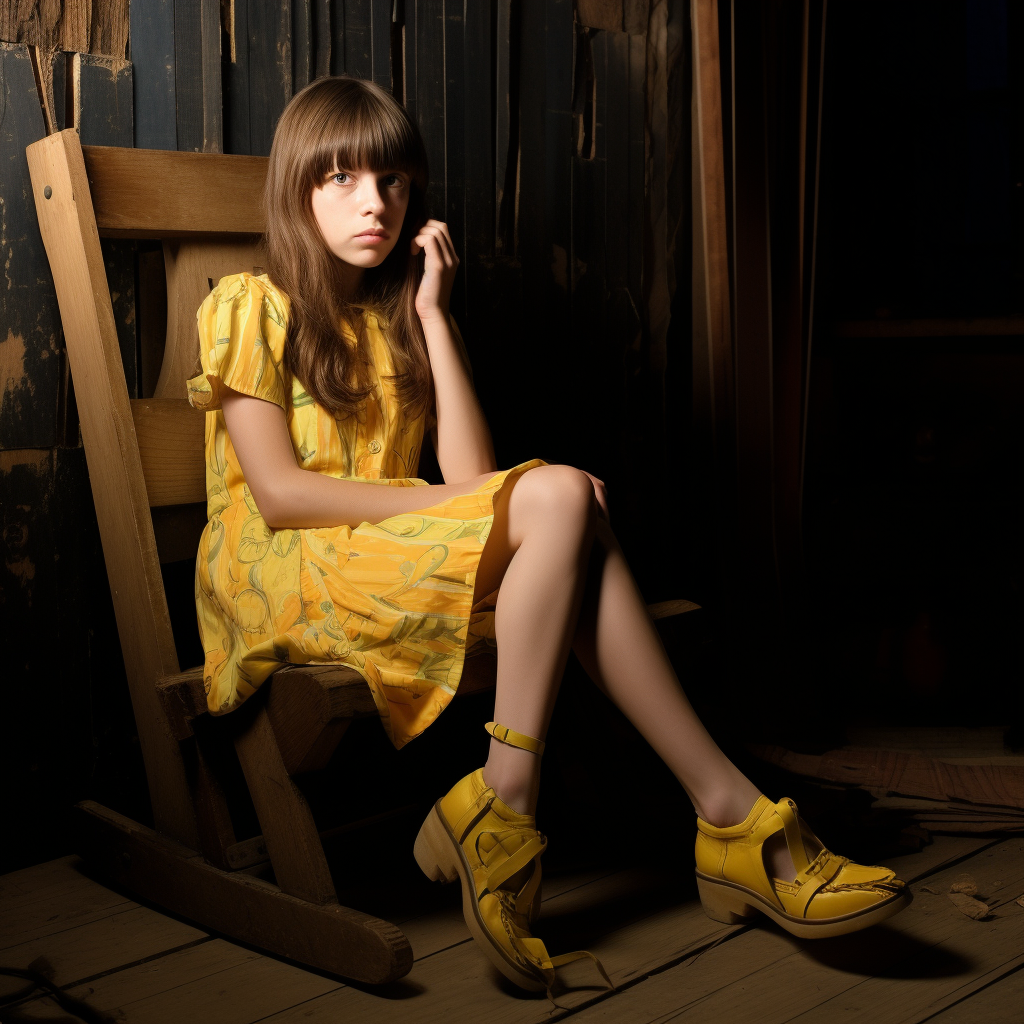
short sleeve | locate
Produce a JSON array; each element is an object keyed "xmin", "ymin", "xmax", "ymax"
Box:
[
  {"xmin": 187, "ymin": 273, "xmax": 288, "ymax": 412},
  {"xmin": 424, "ymin": 313, "xmax": 473, "ymax": 433}
]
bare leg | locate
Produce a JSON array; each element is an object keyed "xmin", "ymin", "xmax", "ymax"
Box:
[
  {"xmin": 470, "ymin": 465, "xmax": 598, "ymax": 815},
  {"xmin": 470, "ymin": 469, "xmax": 792, "ymax": 877},
  {"xmin": 570, "ymin": 518, "xmax": 796, "ymax": 879}
]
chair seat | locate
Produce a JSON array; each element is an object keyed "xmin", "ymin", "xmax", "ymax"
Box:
[
  {"xmin": 157, "ymin": 650, "xmax": 501, "ymax": 775},
  {"xmin": 155, "ymin": 600, "xmax": 700, "ymax": 775}
]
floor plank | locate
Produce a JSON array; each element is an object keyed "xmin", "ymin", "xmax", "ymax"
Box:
[
  {"xmin": 257, "ymin": 867, "xmax": 739, "ymax": 1023},
  {"xmin": 0, "ymin": 905, "xmax": 205, "ymax": 989},
  {"xmin": 0, "ymin": 855, "xmax": 84, "ymax": 901},
  {"xmin": 12, "ymin": 939, "xmax": 342, "ymax": 1024},
  {"xmin": 398, "ymin": 867, "xmax": 621, "ymax": 962},
  {"xmin": 927, "ymin": 961, "xmax": 1024, "ymax": 1023},
  {"xmin": 566, "ymin": 838, "xmax": 1024, "ymax": 1024},
  {"xmin": 104, "ymin": 952, "xmax": 341, "ymax": 1024},
  {"xmin": 3, "ymin": 836, "xmax": 1018, "ymax": 1024},
  {"xmin": 1, "ymin": 857, "xmax": 136, "ymax": 951},
  {"xmin": 33, "ymin": 940, "xmax": 261, "ymax": 1016}
]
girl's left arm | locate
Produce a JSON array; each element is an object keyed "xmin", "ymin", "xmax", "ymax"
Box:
[{"xmin": 413, "ymin": 219, "xmax": 498, "ymax": 481}]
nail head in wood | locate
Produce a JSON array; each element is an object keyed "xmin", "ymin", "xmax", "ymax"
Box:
[{"xmin": 44, "ymin": 185, "xmax": 52, "ymax": 198}]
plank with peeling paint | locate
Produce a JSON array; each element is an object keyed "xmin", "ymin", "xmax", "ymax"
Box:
[
  {"xmin": 342, "ymin": 0, "xmax": 373, "ymax": 80},
  {"xmin": 73, "ymin": 52, "xmax": 138, "ymax": 397},
  {"xmin": 0, "ymin": 43, "xmax": 61, "ymax": 450},
  {"xmin": 294, "ymin": 0, "xmax": 313, "ymax": 92},
  {"xmin": 249, "ymin": 0, "xmax": 293, "ymax": 156},
  {"xmin": 0, "ymin": 447, "xmax": 132, "ymax": 877},
  {"xmin": 370, "ymin": 0, "xmax": 392, "ymax": 89},
  {"xmin": 225, "ymin": 0, "xmax": 252, "ymax": 154},
  {"xmin": 174, "ymin": 0, "xmax": 205, "ymax": 152},
  {"xmin": 443, "ymin": 0, "xmax": 466, "ymax": 321}
]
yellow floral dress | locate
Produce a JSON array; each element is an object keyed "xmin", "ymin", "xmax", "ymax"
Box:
[{"xmin": 187, "ymin": 272, "xmax": 545, "ymax": 748}]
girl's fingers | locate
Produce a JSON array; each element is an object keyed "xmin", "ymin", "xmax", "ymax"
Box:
[
  {"xmin": 414, "ymin": 231, "xmax": 446, "ymax": 269},
  {"xmin": 415, "ymin": 222, "xmax": 458, "ymax": 266}
]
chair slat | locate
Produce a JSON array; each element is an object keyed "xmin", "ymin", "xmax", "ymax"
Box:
[
  {"xmin": 132, "ymin": 399, "xmax": 207, "ymax": 507},
  {"xmin": 27, "ymin": 129, "xmax": 198, "ymax": 847},
  {"xmin": 82, "ymin": 145, "xmax": 268, "ymax": 238}
]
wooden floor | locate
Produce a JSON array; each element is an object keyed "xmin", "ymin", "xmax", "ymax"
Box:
[{"xmin": 2, "ymin": 833, "xmax": 1022, "ymax": 1024}]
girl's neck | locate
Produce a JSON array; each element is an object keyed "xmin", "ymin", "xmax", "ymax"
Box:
[{"xmin": 335, "ymin": 258, "xmax": 365, "ymax": 303}]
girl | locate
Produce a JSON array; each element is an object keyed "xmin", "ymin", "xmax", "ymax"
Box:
[{"xmin": 188, "ymin": 76, "xmax": 910, "ymax": 998}]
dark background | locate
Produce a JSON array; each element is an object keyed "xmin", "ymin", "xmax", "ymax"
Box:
[{"xmin": 1, "ymin": 0, "xmax": 1021, "ymax": 875}]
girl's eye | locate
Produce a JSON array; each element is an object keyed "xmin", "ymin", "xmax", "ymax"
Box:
[
  {"xmin": 384, "ymin": 174, "xmax": 405, "ymax": 188},
  {"xmin": 332, "ymin": 172, "xmax": 351, "ymax": 185}
]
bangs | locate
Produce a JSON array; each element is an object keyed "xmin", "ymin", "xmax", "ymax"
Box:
[{"xmin": 307, "ymin": 88, "xmax": 426, "ymax": 186}]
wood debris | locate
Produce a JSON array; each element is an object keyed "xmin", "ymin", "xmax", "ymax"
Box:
[
  {"xmin": 948, "ymin": 891, "xmax": 991, "ymax": 920},
  {"xmin": 949, "ymin": 873, "xmax": 979, "ymax": 896},
  {"xmin": 752, "ymin": 728, "xmax": 1024, "ymax": 835}
]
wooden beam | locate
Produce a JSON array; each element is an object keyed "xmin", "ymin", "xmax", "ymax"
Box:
[
  {"xmin": 26, "ymin": 129, "xmax": 198, "ymax": 848},
  {"xmin": 74, "ymin": 800, "xmax": 413, "ymax": 984},
  {"xmin": 233, "ymin": 705, "xmax": 338, "ymax": 906},
  {"xmin": 691, "ymin": 0, "xmax": 732, "ymax": 454}
]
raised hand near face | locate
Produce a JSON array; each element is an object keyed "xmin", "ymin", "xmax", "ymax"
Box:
[{"xmin": 412, "ymin": 219, "xmax": 460, "ymax": 324}]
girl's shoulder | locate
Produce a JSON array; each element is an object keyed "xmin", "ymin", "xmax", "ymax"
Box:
[
  {"xmin": 188, "ymin": 272, "xmax": 292, "ymax": 413},
  {"xmin": 204, "ymin": 271, "xmax": 291, "ymax": 325}
]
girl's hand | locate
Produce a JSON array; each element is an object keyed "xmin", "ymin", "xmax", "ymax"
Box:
[
  {"xmin": 412, "ymin": 219, "xmax": 459, "ymax": 324},
  {"xmin": 582, "ymin": 470, "xmax": 610, "ymax": 523}
]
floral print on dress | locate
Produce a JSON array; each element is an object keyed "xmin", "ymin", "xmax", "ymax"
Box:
[{"xmin": 188, "ymin": 272, "xmax": 545, "ymax": 748}]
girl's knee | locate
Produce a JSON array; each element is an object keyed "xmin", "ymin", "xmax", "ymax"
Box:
[{"xmin": 514, "ymin": 464, "xmax": 597, "ymax": 527}]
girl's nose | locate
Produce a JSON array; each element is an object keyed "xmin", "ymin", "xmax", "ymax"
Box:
[{"xmin": 359, "ymin": 182, "xmax": 386, "ymax": 215}]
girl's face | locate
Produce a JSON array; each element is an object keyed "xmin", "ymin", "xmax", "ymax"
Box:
[{"xmin": 310, "ymin": 165, "xmax": 410, "ymax": 270}]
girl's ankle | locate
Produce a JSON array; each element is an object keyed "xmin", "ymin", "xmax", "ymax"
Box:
[
  {"xmin": 695, "ymin": 785, "xmax": 763, "ymax": 829},
  {"xmin": 482, "ymin": 763, "xmax": 536, "ymax": 817}
]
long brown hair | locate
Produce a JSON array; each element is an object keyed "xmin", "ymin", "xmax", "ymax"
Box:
[{"xmin": 264, "ymin": 75, "xmax": 432, "ymax": 418}]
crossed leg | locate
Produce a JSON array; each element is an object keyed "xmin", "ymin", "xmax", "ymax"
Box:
[{"xmin": 471, "ymin": 464, "xmax": 762, "ymax": 814}]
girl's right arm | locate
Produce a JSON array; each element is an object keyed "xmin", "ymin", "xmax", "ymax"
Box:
[{"xmin": 221, "ymin": 386, "xmax": 498, "ymax": 529}]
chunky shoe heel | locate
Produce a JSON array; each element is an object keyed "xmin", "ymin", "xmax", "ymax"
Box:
[
  {"xmin": 695, "ymin": 795, "xmax": 910, "ymax": 939},
  {"xmin": 414, "ymin": 805, "xmax": 460, "ymax": 883},
  {"xmin": 413, "ymin": 721, "xmax": 614, "ymax": 999},
  {"xmin": 696, "ymin": 877, "xmax": 758, "ymax": 924}
]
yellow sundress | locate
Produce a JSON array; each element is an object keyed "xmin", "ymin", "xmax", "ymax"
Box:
[{"xmin": 186, "ymin": 272, "xmax": 545, "ymax": 749}]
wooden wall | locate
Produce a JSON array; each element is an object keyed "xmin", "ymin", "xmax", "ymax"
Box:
[{"xmin": 0, "ymin": 0, "xmax": 693, "ymax": 872}]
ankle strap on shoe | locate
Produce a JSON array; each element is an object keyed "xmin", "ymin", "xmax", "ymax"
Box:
[{"xmin": 484, "ymin": 721, "xmax": 545, "ymax": 755}]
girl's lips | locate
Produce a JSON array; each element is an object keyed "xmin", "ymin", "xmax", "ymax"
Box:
[{"xmin": 355, "ymin": 232, "xmax": 388, "ymax": 243}]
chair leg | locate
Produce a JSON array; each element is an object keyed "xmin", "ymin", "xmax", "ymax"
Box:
[
  {"xmin": 74, "ymin": 800, "xmax": 412, "ymax": 984},
  {"xmin": 233, "ymin": 704, "xmax": 337, "ymax": 905},
  {"xmin": 180, "ymin": 732, "xmax": 237, "ymax": 870}
]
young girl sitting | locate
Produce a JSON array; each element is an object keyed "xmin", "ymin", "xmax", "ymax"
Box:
[{"xmin": 187, "ymin": 75, "xmax": 910, "ymax": 998}]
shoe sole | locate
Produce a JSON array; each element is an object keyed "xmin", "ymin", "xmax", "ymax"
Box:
[
  {"xmin": 414, "ymin": 802, "xmax": 548, "ymax": 992},
  {"xmin": 696, "ymin": 871, "xmax": 913, "ymax": 939}
]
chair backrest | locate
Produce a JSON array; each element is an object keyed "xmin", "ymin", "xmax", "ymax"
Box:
[{"xmin": 27, "ymin": 129, "xmax": 268, "ymax": 846}]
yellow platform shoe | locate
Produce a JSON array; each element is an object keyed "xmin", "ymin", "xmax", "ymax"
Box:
[
  {"xmin": 695, "ymin": 794, "xmax": 911, "ymax": 938},
  {"xmin": 414, "ymin": 721, "xmax": 613, "ymax": 997}
]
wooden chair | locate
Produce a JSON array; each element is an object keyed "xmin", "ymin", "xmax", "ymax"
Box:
[{"xmin": 26, "ymin": 127, "xmax": 699, "ymax": 984}]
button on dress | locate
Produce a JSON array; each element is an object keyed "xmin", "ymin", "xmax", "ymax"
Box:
[{"xmin": 187, "ymin": 272, "xmax": 546, "ymax": 749}]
